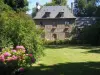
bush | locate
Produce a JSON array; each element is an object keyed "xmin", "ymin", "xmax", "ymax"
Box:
[
  {"xmin": 44, "ymin": 40, "xmax": 71, "ymax": 45},
  {"xmin": 77, "ymin": 20, "xmax": 100, "ymax": 46},
  {"xmin": 0, "ymin": 11, "xmax": 44, "ymax": 59},
  {"xmin": 0, "ymin": 46, "xmax": 35, "ymax": 75}
]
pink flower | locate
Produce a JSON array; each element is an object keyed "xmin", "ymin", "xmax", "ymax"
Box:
[
  {"xmin": 16, "ymin": 46, "xmax": 25, "ymax": 50},
  {"xmin": 0, "ymin": 55, "xmax": 5, "ymax": 62},
  {"xmin": 29, "ymin": 54, "xmax": 33, "ymax": 57},
  {"xmin": 3, "ymin": 52, "xmax": 11, "ymax": 57},
  {"xmin": 12, "ymin": 50, "xmax": 16, "ymax": 52},
  {"xmin": 12, "ymin": 55, "xmax": 18, "ymax": 60},
  {"xmin": 7, "ymin": 57, "xmax": 13, "ymax": 62},
  {"xmin": 19, "ymin": 67, "xmax": 24, "ymax": 72}
]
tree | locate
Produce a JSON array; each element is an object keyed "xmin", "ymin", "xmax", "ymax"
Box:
[
  {"xmin": 77, "ymin": 0, "xmax": 86, "ymax": 16},
  {"xmin": 0, "ymin": 0, "xmax": 12, "ymax": 12},
  {"xmin": 3, "ymin": 0, "xmax": 28, "ymax": 11},
  {"xmin": 53, "ymin": 0, "xmax": 66, "ymax": 5},
  {"xmin": 44, "ymin": 0, "xmax": 67, "ymax": 6},
  {"xmin": 95, "ymin": 6, "xmax": 100, "ymax": 16},
  {"xmin": 32, "ymin": 7, "xmax": 37, "ymax": 18},
  {"xmin": 76, "ymin": 0, "xmax": 100, "ymax": 17},
  {"xmin": 85, "ymin": 1, "xmax": 97, "ymax": 16},
  {"xmin": 78, "ymin": 20, "xmax": 100, "ymax": 45}
]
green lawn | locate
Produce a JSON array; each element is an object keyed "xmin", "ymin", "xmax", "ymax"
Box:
[{"xmin": 25, "ymin": 45, "xmax": 100, "ymax": 75}]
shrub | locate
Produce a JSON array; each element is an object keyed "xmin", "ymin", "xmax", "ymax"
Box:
[
  {"xmin": 0, "ymin": 11, "xmax": 44, "ymax": 59},
  {"xmin": 44, "ymin": 39, "xmax": 71, "ymax": 45},
  {"xmin": 77, "ymin": 20, "xmax": 100, "ymax": 46},
  {"xmin": 0, "ymin": 46, "xmax": 35, "ymax": 75}
]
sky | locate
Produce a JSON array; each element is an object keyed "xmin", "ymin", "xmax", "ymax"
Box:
[{"xmin": 26, "ymin": 0, "xmax": 74, "ymax": 14}]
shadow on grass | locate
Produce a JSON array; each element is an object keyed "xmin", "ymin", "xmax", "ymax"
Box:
[
  {"xmin": 45, "ymin": 45, "xmax": 100, "ymax": 50},
  {"xmin": 25, "ymin": 62, "xmax": 100, "ymax": 75},
  {"xmin": 45, "ymin": 45, "xmax": 69, "ymax": 49},
  {"xmin": 85, "ymin": 48, "xmax": 100, "ymax": 54}
]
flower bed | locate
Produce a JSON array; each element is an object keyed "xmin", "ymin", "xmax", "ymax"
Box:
[{"xmin": 0, "ymin": 46, "xmax": 35, "ymax": 75}]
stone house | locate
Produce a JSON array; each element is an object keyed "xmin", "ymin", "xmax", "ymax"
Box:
[{"xmin": 33, "ymin": 6, "xmax": 76, "ymax": 41}]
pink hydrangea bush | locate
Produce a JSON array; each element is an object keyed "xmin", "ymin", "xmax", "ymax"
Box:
[{"xmin": 0, "ymin": 46, "xmax": 35, "ymax": 75}]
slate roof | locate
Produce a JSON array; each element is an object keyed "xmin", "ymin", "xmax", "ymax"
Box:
[{"xmin": 34, "ymin": 6, "xmax": 76, "ymax": 19}]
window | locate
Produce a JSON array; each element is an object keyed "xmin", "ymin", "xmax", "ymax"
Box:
[
  {"xmin": 64, "ymin": 28, "xmax": 68, "ymax": 32},
  {"xmin": 65, "ymin": 32, "xmax": 70, "ymax": 39},
  {"xmin": 40, "ymin": 21, "xmax": 43, "ymax": 25},
  {"xmin": 53, "ymin": 34, "xmax": 57, "ymax": 40},
  {"xmin": 45, "ymin": 12, "xmax": 50, "ymax": 17},
  {"xmin": 56, "ymin": 12, "xmax": 64, "ymax": 18},
  {"xmin": 51, "ymin": 28, "xmax": 55, "ymax": 32},
  {"xmin": 52, "ymin": 22, "xmax": 57, "ymax": 27},
  {"xmin": 40, "ymin": 21, "xmax": 44, "ymax": 27},
  {"xmin": 65, "ymin": 21, "xmax": 70, "ymax": 26},
  {"xmin": 42, "ymin": 12, "xmax": 50, "ymax": 18}
]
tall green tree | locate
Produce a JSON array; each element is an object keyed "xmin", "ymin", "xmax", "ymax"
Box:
[
  {"xmin": 77, "ymin": 0, "xmax": 100, "ymax": 17},
  {"xmin": 78, "ymin": 19, "xmax": 100, "ymax": 45},
  {"xmin": 85, "ymin": 1, "xmax": 97, "ymax": 16},
  {"xmin": 4, "ymin": 0, "xmax": 28, "ymax": 11},
  {"xmin": 45, "ymin": 0, "xmax": 67, "ymax": 6},
  {"xmin": 53, "ymin": 0, "xmax": 66, "ymax": 5},
  {"xmin": 32, "ymin": 7, "xmax": 37, "ymax": 18},
  {"xmin": 77, "ymin": 0, "xmax": 86, "ymax": 16}
]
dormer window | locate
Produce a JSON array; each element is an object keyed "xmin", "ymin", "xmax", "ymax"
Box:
[
  {"xmin": 42, "ymin": 12, "xmax": 50, "ymax": 18},
  {"xmin": 56, "ymin": 12, "xmax": 64, "ymax": 18}
]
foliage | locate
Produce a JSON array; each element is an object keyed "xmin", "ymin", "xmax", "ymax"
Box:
[
  {"xmin": 95, "ymin": 6, "xmax": 100, "ymax": 17},
  {"xmin": 0, "ymin": 2, "xmax": 44, "ymax": 59},
  {"xmin": 45, "ymin": 2, "xmax": 55, "ymax": 6},
  {"xmin": 76, "ymin": 0, "xmax": 100, "ymax": 17},
  {"xmin": 32, "ymin": 7, "xmax": 37, "ymax": 18},
  {"xmin": 44, "ymin": 40, "xmax": 71, "ymax": 45},
  {"xmin": 0, "ymin": 1, "xmax": 12, "ymax": 12},
  {"xmin": 77, "ymin": 0, "xmax": 86, "ymax": 16},
  {"xmin": 0, "ymin": 11, "xmax": 44, "ymax": 59},
  {"xmin": 44, "ymin": 0, "xmax": 67, "ymax": 6},
  {"xmin": 4, "ymin": 0, "xmax": 28, "ymax": 11},
  {"xmin": 0, "ymin": 1, "xmax": 44, "ymax": 74},
  {"xmin": 0, "ymin": 46, "xmax": 35, "ymax": 75},
  {"xmin": 77, "ymin": 19, "xmax": 100, "ymax": 45}
]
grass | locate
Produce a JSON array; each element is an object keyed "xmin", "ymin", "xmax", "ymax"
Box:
[{"xmin": 25, "ymin": 45, "xmax": 100, "ymax": 75}]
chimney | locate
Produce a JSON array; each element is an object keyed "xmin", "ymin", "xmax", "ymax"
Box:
[
  {"xmin": 36, "ymin": 2, "xmax": 41, "ymax": 12},
  {"xmin": 71, "ymin": 2, "xmax": 74, "ymax": 13}
]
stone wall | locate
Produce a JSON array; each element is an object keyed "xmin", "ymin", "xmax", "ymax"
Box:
[{"xmin": 34, "ymin": 19, "xmax": 75, "ymax": 41}]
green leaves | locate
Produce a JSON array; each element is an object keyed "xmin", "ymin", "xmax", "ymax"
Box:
[
  {"xmin": 44, "ymin": 0, "xmax": 67, "ymax": 6},
  {"xmin": 78, "ymin": 20, "xmax": 100, "ymax": 45},
  {"xmin": 0, "ymin": 11, "xmax": 44, "ymax": 60},
  {"xmin": 77, "ymin": 0, "xmax": 100, "ymax": 17},
  {"xmin": 4, "ymin": 0, "xmax": 28, "ymax": 11}
]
